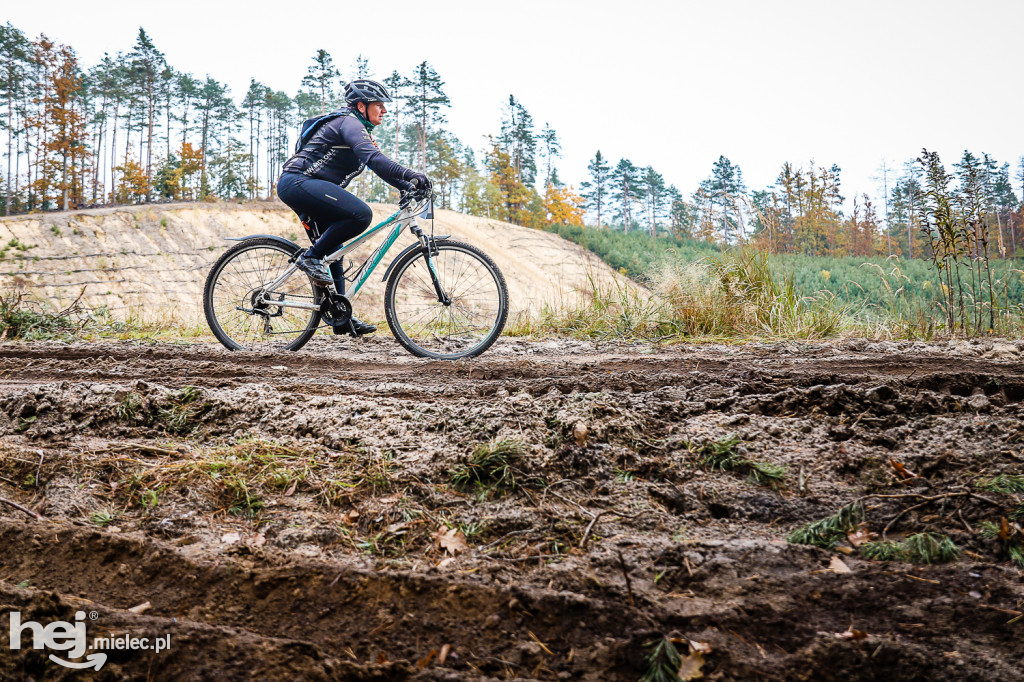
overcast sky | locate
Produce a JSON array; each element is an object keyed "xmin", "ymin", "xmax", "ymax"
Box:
[{"xmin": 6, "ymin": 0, "xmax": 1023, "ymax": 208}]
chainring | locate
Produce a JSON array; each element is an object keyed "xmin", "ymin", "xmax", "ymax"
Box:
[{"xmin": 319, "ymin": 295, "xmax": 353, "ymax": 326}]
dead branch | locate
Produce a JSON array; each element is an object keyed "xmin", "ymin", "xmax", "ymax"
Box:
[
  {"xmin": 0, "ymin": 497, "xmax": 44, "ymax": 521},
  {"xmin": 579, "ymin": 509, "xmax": 643, "ymax": 548}
]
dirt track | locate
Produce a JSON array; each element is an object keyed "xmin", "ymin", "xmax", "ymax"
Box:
[{"xmin": 1, "ymin": 337, "xmax": 1023, "ymax": 680}]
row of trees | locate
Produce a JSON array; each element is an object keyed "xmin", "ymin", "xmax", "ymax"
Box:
[
  {"xmin": 576, "ymin": 147, "xmax": 1024, "ymax": 259},
  {"xmin": 0, "ymin": 23, "xmax": 584, "ymax": 229},
  {"xmin": 3, "ymin": 22, "xmax": 1020, "ymax": 261}
]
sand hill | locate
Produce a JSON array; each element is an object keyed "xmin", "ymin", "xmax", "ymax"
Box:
[{"xmin": 0, "ymin": 201, "xmax": 633, "ymax": 324}]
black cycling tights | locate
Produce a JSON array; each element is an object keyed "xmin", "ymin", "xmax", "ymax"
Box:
[{"xmin": 276, "ymin": 172, "xmax": 373, "ymax": 259}]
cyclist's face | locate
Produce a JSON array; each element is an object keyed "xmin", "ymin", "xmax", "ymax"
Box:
[{"xmin": 363, "ymin": 101, "xmax": 386, "ymax": 125}]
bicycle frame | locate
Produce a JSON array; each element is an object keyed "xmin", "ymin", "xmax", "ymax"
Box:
[{"xmin": 257, "ymin": 198, "xmax": 432, "ymax": 312}]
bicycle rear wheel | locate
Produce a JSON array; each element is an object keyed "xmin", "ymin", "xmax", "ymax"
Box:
[
  {"xmin": 384, "ymin": 240, "xmax": 508, "ymax": 359},
  {"xmin": 204, "ymin": 238, "xmax": 322, "ymax": 351}
]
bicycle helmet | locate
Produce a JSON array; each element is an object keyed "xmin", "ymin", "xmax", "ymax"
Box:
[{"xmin": 344, "ymin": 79, "xmax": 393, "ymax": 105}]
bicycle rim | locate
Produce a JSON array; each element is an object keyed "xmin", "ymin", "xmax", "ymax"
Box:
[
  {"xmin": 206, "ymin": 241, "xmax": 319, "ymax": 351},
  {"xmin": 386, "ymin": 242, "xmax": 507, "ymax": 359}
]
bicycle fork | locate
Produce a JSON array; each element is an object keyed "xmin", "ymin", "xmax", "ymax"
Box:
[{"xmin": 410, "ymin": 222, "xmax": 451, "ymax": 307}]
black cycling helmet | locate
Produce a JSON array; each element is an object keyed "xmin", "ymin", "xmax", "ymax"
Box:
[{"xmin": 344, "ymin": 79, "xmax": 392, "ymax": 105}]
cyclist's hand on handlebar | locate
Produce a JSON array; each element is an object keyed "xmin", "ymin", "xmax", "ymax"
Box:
[{"xmin": 407, "ymin": 172, "xmax": 432, "ymax": 190}]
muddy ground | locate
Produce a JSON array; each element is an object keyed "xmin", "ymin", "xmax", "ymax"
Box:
[{"xmin": 0, "ymin": 336, "xmax": 1022, "ymax": 681}]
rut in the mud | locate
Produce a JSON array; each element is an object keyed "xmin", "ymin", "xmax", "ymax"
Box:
[{"xmin": 1, "ymin": 337, "xmax": 1022, "ymax": 680}]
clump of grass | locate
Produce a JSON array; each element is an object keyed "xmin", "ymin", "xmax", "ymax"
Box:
[
  {"xmin": 90, "ymin": 509, "xmax": 116, "ymax": 527},
  {"xmin": 860, "ymin": 533, "xmax": 959, "ymax": 564},
  {"xmin": 156, "ymin": 385, "xmax": 205, "ymax": 435},
  {"xmin": 117, "ymin": 392, "xmax": 145, "ymax": 422},
  {"xmin": 860, "ymin": 540, "xmax": 908, "ymax": 562},
  {"xmin": 904, "ymin": 532, "xmax": 960, "ymax": 564},
  {"xmin": 451, "ymin": 438, "xmax": 526, "ymax": 492},
  {"xmin": 980, "ymin": 519, "xmax": 1024, "ymax": 568},
  {"xmin": 655, "ymin": 250, "xmax": 850, "ymax": 339},
  {"xmin": 509, "ymin": 269, "xmax": 660, "ymax": 340},
  {"xmin": 204, "ymin": 439, "xmax": 319, "ymax": 516},
  {"xmin": 788, "ymin": 502, "xmax": 865, "ymax": 549},
  {"xmin": 641, "ymin": 637, "xmax": 683, "ymax": 682},
  {"xmin": 978, "ymin": 475, "xmax": 1024, "ymax": 495},
  {"xmin": 692, "ymin": 434, "xmax": 787, "ymax": 487}
]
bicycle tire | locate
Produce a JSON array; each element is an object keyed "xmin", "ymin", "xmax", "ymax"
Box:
[
  {"xmin": 204, "ymin": 237, "xmax": 322, "ymax": 352},
  {"xmin": 384, "ymin": 240, "xmax": 508, "ymax": 359}
]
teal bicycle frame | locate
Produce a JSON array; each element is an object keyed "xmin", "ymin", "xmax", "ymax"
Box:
[{"xmin": 257, "ymin": 197, "xmax": 434, "ymax": 312}]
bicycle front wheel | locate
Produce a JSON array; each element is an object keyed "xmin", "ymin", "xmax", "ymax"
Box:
[
  {"xmin": 204, "ymin": 237, "xmax": 322, "ymax": 352},
  {"xmin": 384, "ymin": 240, "xmax": 508, "ymax": 359}
]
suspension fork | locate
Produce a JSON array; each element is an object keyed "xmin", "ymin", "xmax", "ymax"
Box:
[{"xmin": 410, "ymin": 221, "xmax": 451, "ymax": 306}]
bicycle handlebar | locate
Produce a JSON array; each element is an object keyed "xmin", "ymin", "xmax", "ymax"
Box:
[{"xmin": 398, "ymin": 187, "xmax": 435, "ymax": 211}]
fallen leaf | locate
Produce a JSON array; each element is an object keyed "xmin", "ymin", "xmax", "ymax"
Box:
[
  {"xmin": 284, "ymin": 482, "xmax": 297, "ymax": 496},
  {"xmin": 834, "ymin": 629, "xmax": 868, "ymax": 640},
  {"xmin": 677, "ymin": 650, "xmax": 705, "ymax": 680},
  {"xmin": 341, "ymin": 511, "xmax": 360, "ymax": 524},
  {"xmin": 221, "ymin": 532, "xmax": 241, "ymax": 544},
  {"xmin": 416, "ymin": 649, "xmax": 437, "ymax": 670},
  {"xmin": 688, "ymin": 640, "xmax": 712, "ymax": 654},
  {"xmin": 252, "ymin": 534, "xmax": 267, "ymax": 547},
  {"xmin": 997, "ymin": 517, "xmax": 1012, "ymax": 541},
  {"xmin": 889, "ymin": 459, "xmax": 918, "ymax": 481},
  {"xmin": 846, "ymin": 523, "xmax": 876, "ymax": 548},
  {"xmin": 127, "ymin": 601, "xmax": 151, "ymax": 614},
  {"xmin": 573, "ymin": 422, "xmax": 589, "ymax": 447},
  {"xmin": 432, "ymin": 527, "xmax": 468, "ymax": 555},
  {"xmin": 828, "ymin": 556, "xmax": 852, "ymax": 574}
]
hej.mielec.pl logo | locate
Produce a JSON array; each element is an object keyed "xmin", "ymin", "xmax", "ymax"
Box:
[{"xmin": 6, "ymin": 609, "xmax": 172, "ymax": 671}]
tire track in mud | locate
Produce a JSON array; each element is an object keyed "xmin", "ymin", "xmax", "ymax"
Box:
[{"xmin": 1, "ymin": 338, "xmax": 1023, "ymax": 680}]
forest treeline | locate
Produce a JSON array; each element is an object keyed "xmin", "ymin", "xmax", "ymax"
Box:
[
  {"xmin": 0, "ymin": 24, "xmax": 585, "ymax": 228},
  {"xmin": 2, "ymin": 22, "xmax": 1022, "ymax": 262}
]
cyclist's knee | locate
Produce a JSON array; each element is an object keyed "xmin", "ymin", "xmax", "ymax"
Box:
[{"xmin": 355, "ymin": 202, "xmax": 373, "ymax": 227}]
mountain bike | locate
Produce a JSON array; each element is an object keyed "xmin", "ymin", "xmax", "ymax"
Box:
[{"xmin": 203, "ymin": 188, "xmax": 508, "ymax": 359}]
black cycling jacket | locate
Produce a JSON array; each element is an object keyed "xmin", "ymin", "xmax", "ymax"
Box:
[{"xmin": 282, "ymin": 109, "xmax": 413, "ymax": 190}]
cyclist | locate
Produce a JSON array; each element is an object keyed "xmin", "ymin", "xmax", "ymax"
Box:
[{"xmin": 277, "ymin": 78, "xmax": 431, "ymax": 336}]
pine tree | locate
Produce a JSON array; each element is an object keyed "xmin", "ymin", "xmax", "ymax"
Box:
[
  {"xmin": 196, "ymin": 77, "xmax": 232, "ymax": 197},
  {"xmin": 1, "ymin": 23, "xmax": 30, "ymax": 214},
  {"xmin": 405, "ymin": 61, "xmax": 449, "ymax": 173},
  {"xmin": 129, "ymin": 28, "xmax": 164, "ymax": 199},
  {"xmin": 580, "ymin": 150, "xmax": 609, "ymax": 228},
  {"xmin": 241, "ymin": 79, "xmax": 267, "ymax": 198},
  {"xmin": 539, "ymin": 122, "xmax": 560, "ymax": 187},
  {"xmin": 350, "ymin": 54, "xmax": 372, "ymax": 80},
  {"xmin": 666, "ymin": 185, "xmax": 693, "ymax": 238},
  {"xmin": 641, "ymin": 165, "xmax": 667, "ymax": 236},
  {"xmin": 610, "ymin": 158, "xmax": 640, "ymax": 231},
  {"xmin": 300, "ymin": 49, "xmax": 340, "ymax": 117},
  {"xmin": 263, "ymin": 89, "xmax": 291, "ymax": 195},
  {"xmin": 875, "ymin": 159, "xmax": 894, "ymax": 256},
  {"xmin": 382, "ymin": 70, "xmax": 410, "ymax": 161},
  {"xmin": 498, "ymin": 95, "xmax": 536, "ymax": 186},
  {"xmin": 426, "ymin": 129, "xmax": 464, "ymax": 210},
  {"xmin": 698, "ymin": 155, "xmax": 745, "ymax": 242}
]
